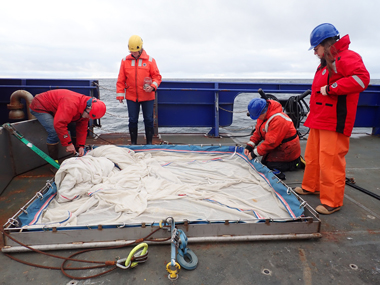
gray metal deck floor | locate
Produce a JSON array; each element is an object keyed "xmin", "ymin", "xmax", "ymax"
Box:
[{"xmin": 1, "ymin": 134, "xmax": 379, "ymax": 284}]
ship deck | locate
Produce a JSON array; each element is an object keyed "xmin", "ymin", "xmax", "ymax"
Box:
[{"xmin": 1, "ymin": 132, "xmax": 380, "ymax": 284}]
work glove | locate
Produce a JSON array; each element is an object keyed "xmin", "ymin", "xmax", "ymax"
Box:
[
  {"xmin": 245, "ymin": 144, "xmax": 254, "ymax": 153},
  {"xmin": 249, "ymin": 151, "xmax": 257, "ymax": 160},
  {"xmin": 248, "ymin": 148, "xmax": 260, "ymax": 160},
  {"xmin": 244, "ymin": 142, "xmax": 256, "ymax": 156}
]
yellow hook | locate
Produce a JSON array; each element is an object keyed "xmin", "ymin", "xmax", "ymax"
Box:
[
  {"xmin": 125, "ymin": 243, "xmax": 149, "ymax": 268},
  {"xmin": 166, "ymin": 262, "xmax": 181, "ymax": 280}
]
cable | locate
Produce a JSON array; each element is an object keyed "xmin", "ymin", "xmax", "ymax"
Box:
[
  {"xmin": 345, "ymin": 177, "xmax": 380, "ymax": 201},
  {"xmin": 283, "ymin": 95, "xmax": 310, "ymax": 139},
  {"xmin": 0, "ymin": 225, "xmax": 169, "ymax": 280},
  {"xmin": 219, "ymin": 106, "xmax": 248, "ymax": 113},
  {"xmin": 87, "ymin": 128, "xmax": 117, "ymax": 145}
]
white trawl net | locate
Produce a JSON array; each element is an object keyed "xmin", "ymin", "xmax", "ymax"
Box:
[{"xmin": 36, "ymin": 145, "xmax": 293, "ymax": 227}]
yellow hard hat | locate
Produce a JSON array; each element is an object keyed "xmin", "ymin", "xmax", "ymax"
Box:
[{"xmin": 128, "ymin": 35, "xmax": 143, "ymax": 52}]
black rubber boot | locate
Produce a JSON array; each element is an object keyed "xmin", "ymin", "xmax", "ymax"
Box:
[
  {"xmin": 129, "ymin": 126, "xmax": 138, "ymax": 145},
  {"xmin": 47, "ymin": 142, "xmax": 59, "ymax": 174},
  {"xmin": 145, "ymin": 127, "xmax": 153, "ymax": 145},
  {"xmin": 296, "ymin": 156, "xmax": 306, "ymax": 169},
  {"xmin": 272, "ymin": 169, "xmax": 286, "ymax": 180}
]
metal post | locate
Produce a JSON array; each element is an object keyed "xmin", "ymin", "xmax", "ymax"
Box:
[
  {"xmin": 153, "ymin": 91, "xmax": 159, "ymax": 136},
  {"xmin": 214, "ymin": 83, "xmax": 220, "ymax": 137}
]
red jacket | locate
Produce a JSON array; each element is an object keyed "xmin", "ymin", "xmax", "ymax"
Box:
[
  {"xmin": 116, "ymin": 49, "xmax": 162, "ymax": 102},
  {"xmin": 304, "ymin": 35, "xmax": 370, "ymax": 137},
  {"xmin": 249, "ymin": 100, "xmax": 301, "ymax": 162},
  {"xmin": 30, "ymin": 89, "xmax": 90, "ymax": 147}
]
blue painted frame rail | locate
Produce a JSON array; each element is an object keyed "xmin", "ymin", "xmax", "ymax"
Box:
[
  {"xmin": 1, "ymin": 79, "xmax": 379, "ymax": 136},
  {"xmin": 157, "ymin": 81, "xmax": 380, "ymax": 136},
  {"xmin": 0, "ymin": 78, "xmax": 100, "ymax": 128}
]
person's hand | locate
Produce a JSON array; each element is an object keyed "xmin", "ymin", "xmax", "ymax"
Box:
[
  {"xmin": 116, "ymin": 96, "xmax": 124, "ymax": 103},
  {"xmin": 244, "ymin": 144, "xmax": 253, "ymax": 156},
  {"xmin": 248, "ymin": 152, "xmax": 257, "ymax": 160},
  {"xmin": 66, "ymin": 144, "xmax": 76, "ymax": 154},
  {"xmin": 320, "ymin": 85, "xmax": 328, "ymax": 95},
  {"xmin": 78, "ymin": 147, "xmax": 85, "ymax": 157},
  {"xmin": 144, "ymin": 86, "xmax": 154, "ymax": 92}
]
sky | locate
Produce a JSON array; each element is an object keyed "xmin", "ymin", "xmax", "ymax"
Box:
[{"xmin": 1, "ymin": 0, "xmax": 379, "ymax": 80}]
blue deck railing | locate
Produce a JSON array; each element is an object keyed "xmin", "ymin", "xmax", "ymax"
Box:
[
  {"xmin": 0, "ymin": 78, "xmax": 100, "ymax": 129},
  {"xmin": 0, "ymin": 79, "xmax": 379, "ymax": 135},
  {"xmin": 156, "ymin": 81, "xmax": 380, "ymax": 136}
]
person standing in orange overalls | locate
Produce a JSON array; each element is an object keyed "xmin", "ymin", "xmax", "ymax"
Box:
[
  {"xmin": 294, "ymin": 23, "xmax": 370, "ymax": 214},
  {"xmin": 116, "ymin": 35, "xmax": 162, "ymax": 145}
]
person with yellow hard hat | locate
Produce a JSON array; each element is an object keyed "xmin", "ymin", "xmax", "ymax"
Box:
[{"xmin": 116, "ymin": 35, "xmax": 162, "ymax": 145}]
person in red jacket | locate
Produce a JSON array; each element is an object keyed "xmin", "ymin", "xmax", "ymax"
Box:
[
  {"xmin": 244, "ymin": 98, "xmax": 303, "ymax": 178},
  {"xmin": 116, "ymin": 35, "xmax": 162, "ymax": 145},
  {"xmin": 30, "ymin": 89, "xmax": 106, "ymax": 162},
  {"xmin": 294, "ymin": 23, "xmax": 370, "ymax": 215}
]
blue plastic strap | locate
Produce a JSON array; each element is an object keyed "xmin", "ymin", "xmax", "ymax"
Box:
[
  {"xmin": 177, "ymin": 229, "xmax": 188, "ymax": 256},
  {"xmin": 177, "ymin": 249, "xmax": 198, "ymax": 270},
  {"xmin": 175, "ymin": 229, "xmax": 198, "ymax": 270}
]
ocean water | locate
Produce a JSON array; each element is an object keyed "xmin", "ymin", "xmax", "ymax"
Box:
[{"xmin": 95, "ymin": 78, "xmax": 372, "ymax": 137}]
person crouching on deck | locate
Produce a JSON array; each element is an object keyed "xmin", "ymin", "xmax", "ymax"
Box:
[
  {"xmin": 30, "ymin": 89, "xmax": 106, "ymax": 163},
  {"xmin": 244, "ymin": 98, "xmax": 304, "ymax": 178},
  {"xmin": 294, "ymin": 23, "xmax": 370, "ymax": 215}
]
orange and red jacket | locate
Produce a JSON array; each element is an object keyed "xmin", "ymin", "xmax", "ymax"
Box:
[
  {"xmin": 116, "ymin": 49, "xmax": 162, "ymax": 102},
  {"xmin": 30, "ymin": 89, "xmax": 90, "ymax": 147},
  {"xmin": 304, "ymin": 35, "xmax": 370, "ymax": 137},
  {"xmin": 249, "ymin": 100, "xmax": 301, "ymax": 162}
]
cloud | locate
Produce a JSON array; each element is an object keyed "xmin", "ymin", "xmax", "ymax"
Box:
[{"xmin": 0, "ymin": 0, "xmax": 379, "ymax": 79}]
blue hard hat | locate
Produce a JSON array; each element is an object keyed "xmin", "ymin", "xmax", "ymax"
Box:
[
  {"xmin": 248, "ymin": 98, "xmax": 267, "ymax": 120},
  {"xmin": 309, "ymin": 23, "xmax": 339, "ymax": 50}
]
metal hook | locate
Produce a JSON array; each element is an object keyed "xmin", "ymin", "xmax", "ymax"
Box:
[
  {"xmin": 299, "ymin": 201, "xmax": 307, "ymax": 208},
  {"xmin": 7, "ymin": 218, "xmax": 20, "ymax": 227},
  {"xmin": 36, "ymin": 192, "xmax": 44, "ymax": 200}
]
